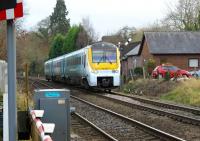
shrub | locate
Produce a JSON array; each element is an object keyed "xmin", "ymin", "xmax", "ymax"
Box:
[
  {"xmin": 146, "ymin": 58, "xmax": 156, "ymax": 75},
  {"xmin": 134, "ymin": 67, "xmax": 143, "ymax": 76},
  {"xmin": 122, "ymin": 79, "xmax": 176, "ymax": 97},
  {"xmin": 164, "ymin": 71, "xmax": 170, "ymax": 81}
]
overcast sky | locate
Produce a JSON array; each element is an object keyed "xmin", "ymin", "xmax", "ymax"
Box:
[{"xmin": 24, "ymin": 0, "xmax": 178, "ymax": 37}]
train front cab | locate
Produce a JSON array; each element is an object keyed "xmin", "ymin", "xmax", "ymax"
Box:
[{"xmin": 86, "ymin": 43, "xmax": 120, "ymax": 89}]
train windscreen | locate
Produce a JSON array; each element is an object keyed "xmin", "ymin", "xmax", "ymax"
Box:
[{"xmin": 92, "ymin": 46, "xmax": 117, "ymax": 63}]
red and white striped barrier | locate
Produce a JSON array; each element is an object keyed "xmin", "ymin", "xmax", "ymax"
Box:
[
  {"xmin": 30, "ymin": 110, "xmax": 54, "ymax": 141},
  {"xmin": 0, "ymin": 0, "xmax": 23, "ymax": 21}
]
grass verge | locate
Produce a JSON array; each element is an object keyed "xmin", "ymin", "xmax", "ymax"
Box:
[
  {"xmin": 161, "ymin": 79, "xmax": 200, "ymax": 107},
  {"xmin": 122, "ymin": 79, "xmax": 177, "ymax": 97}
]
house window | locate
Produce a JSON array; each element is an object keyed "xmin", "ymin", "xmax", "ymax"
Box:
[{"xmin": 189, "ymin": 59, "xmax": 199, "ymax": 67}]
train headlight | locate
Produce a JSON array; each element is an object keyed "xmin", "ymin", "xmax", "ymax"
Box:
[
  {"xmin": 92, "ymin": 70, "xmax": 98, "ymax": 74},
  {"xmin": 112, "ymin": 70, "xmax": 119, "ymax": 73}
]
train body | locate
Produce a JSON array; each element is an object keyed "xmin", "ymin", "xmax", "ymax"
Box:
[{"xmin": 44, "ymin": 42, "xmax": 121, "ymax": 90}]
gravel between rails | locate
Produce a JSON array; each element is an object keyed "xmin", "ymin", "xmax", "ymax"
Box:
[
  {"xmin": 72, "ymin": 91, "xmax": 200, "ymax": 141},
  {"xmin": 71, "ymin": 98, "xmax": 162, "ymax": 141},
  {"xmin": 71, "ymin": 114, "xmax": 110, "ymax": 141},
  {"xmin": 29, "ymin": 79, "xmax": 200, "ymax": 141}
]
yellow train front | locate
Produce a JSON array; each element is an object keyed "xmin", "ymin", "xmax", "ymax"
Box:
[{"xmin": 85, "ymin": 42, "xmax": 120, "ymax": 90}]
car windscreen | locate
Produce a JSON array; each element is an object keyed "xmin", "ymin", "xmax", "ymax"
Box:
[
  {"xmin": 92, "ymin": 47, "xmax": 117, "ymax": 63},
  {"xmin": 162, "ymin": 66, "xmax": 179, "ymax": 71}
]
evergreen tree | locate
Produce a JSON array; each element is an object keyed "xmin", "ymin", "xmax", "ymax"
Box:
[
  {"xmin": 62, "ymin": 25, "xmax": 80, "ymax": 54},
  {"xmin": 50, "ymin": 0, "xmax": 70, "ymax": 36},
  {"xmin": 49, "ymin": 34, "xmax": 65, "ymax": 59}
]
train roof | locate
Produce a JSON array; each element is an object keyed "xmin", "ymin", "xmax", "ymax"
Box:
[
  {"xmin": 91, "ymin": 42, "xmax": 117, "ymax": 48},
  {"xmin": 44, "ymin": 42, "xmax": 117, "ymax": 63}
]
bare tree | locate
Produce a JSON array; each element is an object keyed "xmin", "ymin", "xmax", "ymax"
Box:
[
  {"xmin": 163, "ymin": 0, "xmax": 200, "ymax": 31},
  {"xmin": 117, "ymin": 26, "xmax": 136, "ymax": 39},
  {"xmin": 75, "ymin": 25, "xmax": 92, "ymax": 48},
  {"xmin": 81, "ymin": 17, "xmax": 98, "ymax": 43},
  {"xmin": 36, "ymin": 17, "xmax": 51, "ymax": 43}
]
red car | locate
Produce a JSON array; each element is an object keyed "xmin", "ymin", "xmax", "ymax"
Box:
[{"xmin": 152, "ymin": 65, "xmax": 191, "ymax": 79}]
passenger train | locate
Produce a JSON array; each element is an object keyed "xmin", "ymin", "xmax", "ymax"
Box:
[{"xmin": 44, "ymin": 42, "xmax": 121, "ymax": 91}]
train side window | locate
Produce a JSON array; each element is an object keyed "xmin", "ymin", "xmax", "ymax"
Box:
[
  {"xmin": 81, "ymin": 54, "xmax": 83, "ymax": 65},
  {"xmin": 83, "ymin": 55, "xmax": 86, "ymax": 68},
  {"xmin": 78, "ymin": 56, "xmax": 81, "ymax": 65}
]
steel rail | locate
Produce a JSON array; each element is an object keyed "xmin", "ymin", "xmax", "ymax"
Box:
[
  {"xmin": 73, "ymin": 112, "xmax": 118, "ymax": 141},
  {"xmin": 30, "ymin": 81, "xmax": 200, "ymax": 125},
  {"xmin": 31, "ymin": 79, "xmax": 54, "ymax": 89},
  {"xmin": 31, "ymin": 79, "xmax": 118, "ymax": 141},
  {"xmin": 71, "ymin": 95, "xmax": 186, "ymax": 141},
  {"xmin": 111, "ymin": 91, "xmax": 200, "ymax": 115},
  {"xmin": 96, "ymin": 93, "xmax": 200, "ymax": 125}
]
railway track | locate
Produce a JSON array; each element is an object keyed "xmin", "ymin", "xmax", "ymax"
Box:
[
  {"xmin": 111, "ymin": 91, "xmax": 200, "ymax": 115},
  {"xmin": 30, "ymin": 79, "xmax": 117, "ymax": 141},
  {"xmin": 30, "ymin": 78, "xmax": 200, "ymax": 126},
  {"xmin": 31, "ymin": 79, "xmax": 54, "ymax": 89},
  {"xmin": 30, "ymin": 78, "xmax": 200, "ymax": 140},
  {"xmin": 71, "ymin": 113, "xmax": 116, "ymax": 141},
  {"xmin": 92, "ymin": 92, "xmax": 200, "ymax": 126},
  {"xmin": 71, "ymin": 95, "xmax": 185, "ymax": 141}
]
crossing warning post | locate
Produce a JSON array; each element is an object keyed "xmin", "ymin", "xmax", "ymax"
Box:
[{"xmin": 0, "ymin": 0, "xmax": 23, "ymax": 140}]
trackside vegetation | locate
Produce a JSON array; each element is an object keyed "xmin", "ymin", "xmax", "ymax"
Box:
[
  {"xmin": 122, "ymin": 79, "xmax": 177, "ymax": 97},
  {"xmin": 161, "ymin": 79, "xmax": 200, "ymax": 107},
  {"xmin": 122, "ymin": 78, "xmax": 200, "ymax": 107}
]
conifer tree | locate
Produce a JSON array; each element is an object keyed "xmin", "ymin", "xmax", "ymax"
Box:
[
  {"xmin": 62, "ymin": 25, "xmax": 80, "ymax": 54},
  {"xmin": 50, "ymin": 0, "xmax": 70, "ymax": 36},
  {"xmin": 49, "ymin": 34, "xmax": 65, "ymax": 59}
]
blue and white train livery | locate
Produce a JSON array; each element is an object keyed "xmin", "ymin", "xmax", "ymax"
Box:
[{"xmin": 44, "ymin": 42, "xmax": 121, "ymax": 90}]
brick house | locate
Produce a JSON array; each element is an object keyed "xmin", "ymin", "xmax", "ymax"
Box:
[
  {"xmin": 121, "ymin": 32, "xmax": 200, "ymax": 81},
  {"xmin": 121, "ymin": 42, "xmax": 141, "ymax": 82},
  {"xmin": 139, "ymin": 32, "xmax": 200, "ymax": 71}
]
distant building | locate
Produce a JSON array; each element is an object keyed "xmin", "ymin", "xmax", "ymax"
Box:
[
  {"xmin": 139, "ymin": 32, "xmax": 200, "ymax": 70},
  {"xmin": 122, "ymin": 32, "xmax": 200, "ymax": 81},
  {"xmin": 121, "ymin": 42, "xmax": 141, "ymax": 82}
]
